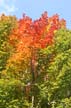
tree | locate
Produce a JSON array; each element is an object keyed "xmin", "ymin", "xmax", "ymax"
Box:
[
  {"xmin": 0, "ymin": 14, "xmax": 17, "ymax": 77},
  {"xmin": 5, "ymin": 12, "xmax": 66, "ymax": 107},
  {"xmin": 7, "ymin": 12, "xmax": 66, "ymax": 78},
  {"xmin": 44, "ymin": 29, "xmax": 71, "ymax": 107}
]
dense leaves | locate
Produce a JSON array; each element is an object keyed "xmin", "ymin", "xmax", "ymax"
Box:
[
  {"xmin": 9, "ymin": 12, "xmax": 66, "ymax": 59},
  {"xmin": 6, "ymin": 12, "xmax": 66, "ymax": 80},
  {"xmin": 0, "ymin": 14, "xmax": 17, "ymax": 76},
  {"xmin": 1, "ymin": 12, "xmax": 71, "ymax": 108}
]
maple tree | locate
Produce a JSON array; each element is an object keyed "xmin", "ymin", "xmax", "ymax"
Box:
[
  {"xmin": 9, "ymin": 12, "xmax": 66, "ymax": 55},
  {"xmin": 1, "ymin": 12, "xmax": 71, "ymax": 108},
  {"xmin": 3, "ymin": 12, "xmax": 65, "ymax": 107},
  {"xmin": 7, "ymin": 12, "xmax": 66, "ymax": 78}
]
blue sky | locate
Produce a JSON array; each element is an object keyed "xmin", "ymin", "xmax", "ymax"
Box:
[{"xmin": 0, "ymin": 0, "xmax": 71, "ymax": 29}]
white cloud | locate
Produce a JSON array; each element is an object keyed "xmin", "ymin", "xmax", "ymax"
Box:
[
  {"xmin": 4, "ymin": 5, "xmax": 18, "ymax": 13},
  {"xmin": 0, "ymin": 0, "xmax": 18, "ymax": 14}
]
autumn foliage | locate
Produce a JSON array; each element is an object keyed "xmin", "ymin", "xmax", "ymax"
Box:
[
  {"xmin": 9, "ymin": 12, "xmax": 66, "ymax": 62},
  {"xmin": 1, "ymin": 12, "xmax": 70, "ymax": 108}
]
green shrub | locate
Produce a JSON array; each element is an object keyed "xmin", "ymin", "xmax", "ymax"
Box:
[{"xmin": 0, "ymin": 79, "xmax": 31, "ymax": 108}]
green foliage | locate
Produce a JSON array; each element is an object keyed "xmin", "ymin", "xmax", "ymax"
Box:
[
  {"xmin": 42, "ymin": 29, "xmax": 71, "ymax": 107},
  {"xmin": 0, "ymin": 14, "xmax": 17, "ymax": 73},
  {"xmin": 2, "ymin": 29, "xmax": 71, "ymax": 108},
  {"xmin": 30, "ymin": 29, "xmax": 71, "ymax": 107},
  {"xmin": 0, "ymin": 79, "xmax": 32, "ymax": 108},
  {"xmin": 0, "ymin": 13, "xmax": 71, "ymax": 108}
]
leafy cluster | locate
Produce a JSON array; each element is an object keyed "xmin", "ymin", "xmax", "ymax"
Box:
[{"xmin": 0, "ymin": 12, "xmax": 71, "ymax": 108}]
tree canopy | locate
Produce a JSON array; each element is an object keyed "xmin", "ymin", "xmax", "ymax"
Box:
[{"xmin": 0, "ymin": 12, "xmax": 71, "ymax": 108}]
